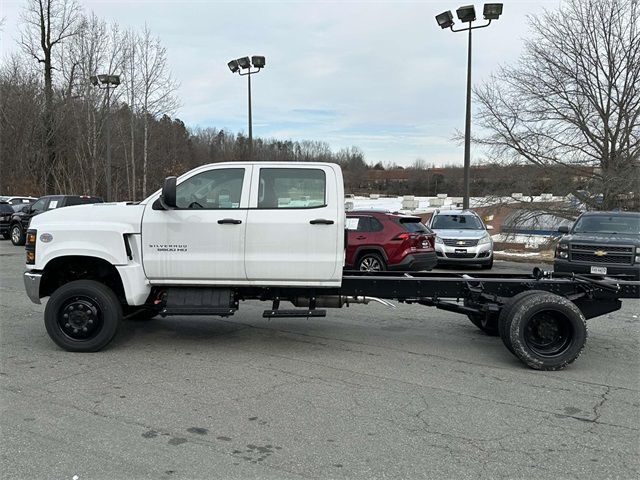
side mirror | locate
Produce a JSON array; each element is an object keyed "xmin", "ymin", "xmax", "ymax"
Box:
[
  {"xmin": 558, "ymin": 225, "xmax": 570, "ymax": 234},
  {"xmin": 159, "ymin": 176, "xmax": 177, "ymax": 209},
  {"xmin": 22, "ymin": 206, "xmax": 30, "ymax": 213}
]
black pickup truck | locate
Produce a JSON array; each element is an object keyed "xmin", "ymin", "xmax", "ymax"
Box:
[
  {"xmin": 9, "ymin": 195, "xmax": 103, "ymax": 245},
  {"xmin": 554, "ymin": 211, "xmax": 640, "ymax": 280}
]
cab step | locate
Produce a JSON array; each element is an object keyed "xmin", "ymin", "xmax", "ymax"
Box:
[{"xmin": 262, "ymin": 309, "xmax": 326, "ymax": 319}]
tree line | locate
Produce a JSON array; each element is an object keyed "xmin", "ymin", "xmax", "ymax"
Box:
[
  {"xmin": 1, "ymin": 0, "xmax": 637, "ymax": 214},
  {"xmin": 0, "ymin": 0, "xmax": 368, "ymax": 201}
]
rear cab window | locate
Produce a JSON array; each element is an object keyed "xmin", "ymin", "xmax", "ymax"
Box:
[{"xmin": 258, "ymin": 168, "xmax": 326, "ymax": 209}]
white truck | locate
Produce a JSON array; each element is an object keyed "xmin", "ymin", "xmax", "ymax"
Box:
[{"xmin": 23, "ymin": 162, "xmax": 639, "ymax": 370}]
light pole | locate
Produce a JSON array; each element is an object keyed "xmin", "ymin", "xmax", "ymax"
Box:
[
  {"xmin": 228, "ymin": 56, "xmax": 266, "ymax": 159},
  {"xmin": 436, "ymin": 3, "xmax": 503, "ymax": 209},
  {"xmin": 90, "ymin": 74, "xmax": 120, "ymax": 202}
]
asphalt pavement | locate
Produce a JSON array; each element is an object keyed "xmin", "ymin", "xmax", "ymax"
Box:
[{"xmin": 1, "ymin": 240, "xmax": 638, "ymax": 479}]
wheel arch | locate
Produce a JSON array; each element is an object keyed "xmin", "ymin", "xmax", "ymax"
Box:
[
  {"xmin": 353, "ymin": 246, "xmax": 388, "ymax": 265},
  {"xmin": 40, "ymin": 255, "xmax": 126, "ymax": 304}
]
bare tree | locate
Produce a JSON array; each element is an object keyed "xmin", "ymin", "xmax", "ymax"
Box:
[
  {"xmin": 474, "ymin": 0, "xmax": 640, "ymax": 214},
  {"xmin": 19, "ymin": 0, "xmax": 81, "ymax": 193},
  {"xmin": 137, "ymin": 25, "xmax": 179, "ymax": 197}
]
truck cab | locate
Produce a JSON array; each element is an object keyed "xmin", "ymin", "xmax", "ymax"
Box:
[{"xmin": 25, "ymin": 162, "xmax": 346, "ymax": 310}]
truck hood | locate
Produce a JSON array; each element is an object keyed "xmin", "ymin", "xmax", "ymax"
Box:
[{"xmin": 29, "ymin": 202, "xmax": 145, "ymax": 234}]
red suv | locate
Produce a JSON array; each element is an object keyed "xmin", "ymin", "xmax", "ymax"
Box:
[{"xmin": 345, "ymin": 211, "xmax": 437, "ymax": 271}]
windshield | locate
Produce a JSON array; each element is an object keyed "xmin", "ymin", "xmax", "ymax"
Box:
[
  {"xmin": 431, "ymin": 214, "xmax": 484, "ymax": 230},
  {"xmin": 572, "ymin": 215, "xmax": 640, "ymax": 235}
]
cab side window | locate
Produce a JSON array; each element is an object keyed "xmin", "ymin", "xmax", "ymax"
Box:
[
  {"xmin": 175, "ymin": 168, "xmax": 245, "ymax": 209},
  {"xmin": 258, "ymin": 168, "xmax": 326, "ymax": 209},
  {"xmin": 30, "ymin": 198, "xmax": 48, "ymax": 212}
]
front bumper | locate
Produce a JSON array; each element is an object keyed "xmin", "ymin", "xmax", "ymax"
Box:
[
  {"xmin": 554, "ymin": 259, "xmax": 640, "ymax": 280},
  {"xmin": 435, "ymin": 242, "xmax": 493, "ymax": 265},
  {"xmin": 24, "ymin": 271, "xmax": 42, "ymax": 304},
  {"xmin": 0, "ymin": 220, "xmax": 9, "ymax": 235},
  {"xmin": 389, "ymin": 252, "xmax": 438, "ymax": 271}
]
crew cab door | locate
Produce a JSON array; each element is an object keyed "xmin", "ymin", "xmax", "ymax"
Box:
[
  {"xmin": 141, "ymin": 165, "xmax": 251, "ymax": 282},
  {"xmin": 245, "ymin": 164, "xmax": 343, "ymax": 284}
]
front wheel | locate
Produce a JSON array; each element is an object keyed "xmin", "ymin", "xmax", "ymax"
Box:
[
  {"xmin": 480, "ymin": 257, "xmax": 493, "ymax": 269},
  {"xmin": 10, "ymin": 224, "xmax": 25, "ymax": 246},
  {"xmin": 44, "ymin": 280, "xmax": 122, "ymax": 352},
  {"xmin": 357, "ymin": 253, "xmax": 386, "ymax": 272}
]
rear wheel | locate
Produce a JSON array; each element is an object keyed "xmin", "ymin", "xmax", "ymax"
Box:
[
  {"xmin": 357, "ymin": 253, "xmax": 386, "ymax": 272},
  {"xmin": 10, "ymin": 224, "xmax": 25, "ymax": 246},
  {"xmin": 507, "ymin": 292, "xmax": 587, "ymax": 370},
  {"xmin": 44, "ymin": 280, "xmax": 122, "ymax": 352}
]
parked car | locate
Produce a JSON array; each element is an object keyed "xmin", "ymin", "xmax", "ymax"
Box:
[
  {"xmin": 0, "ymin": 202, "xmax": 30, "ymax": 239},
  {"xmin": 345, "ymin": 210, "xmax": 437, "ymax": 271},
  {"xmin": 0, "ymin": 195, "xmax": 37, "ymax": 206},
  {"xmin": 427, "ymin": 209, "xmax": 494, "ymax": 269},
  {"xmin": 9, "ymin": 195, "xmax": 103, "ymax": 245},
  {"xmin": 554, "ymin": 211, "xmax": 640, "ymax": 280}
]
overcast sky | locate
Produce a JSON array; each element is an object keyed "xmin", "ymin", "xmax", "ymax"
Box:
[{"xmin": 1, "ymin": 0, "xmax": 561, "ymax": 167}]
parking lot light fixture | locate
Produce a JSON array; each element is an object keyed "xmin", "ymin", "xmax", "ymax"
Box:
[
  {"xmin": 251, "ymin": 56, "xmax": 266, "ymax": 68},
  {"xmin": 228, "ymin": 60, "xmax": 240, "ymax": 73},
  {"xmin": 434, "ymin": 3, "xmax": 503, "ymax": 209},
  {"xmin": 483, "ymin": 3, "xmax": 503, "ymax": 20},
  {"xmin": 228, "ymin": 55, "xmax": 266, "ymax": 159},
  {"xmin": 456, "ymin": 5, "xmax": 476, "ymax": 23},
  {"xmin": 237, "ymin": 56, "xmax": 251, "ymax": 69},
  {"xmin": 436, "ymin": 10, "xmax": 455, "ymax": 29}
]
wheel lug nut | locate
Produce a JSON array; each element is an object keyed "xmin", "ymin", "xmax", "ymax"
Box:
[
  {"xmin": 82, "ymin": 327, "xmax": 88, "ymax": 332},
  {"xmin": 73, "ymin": 328, "xmax": 79, "ymax": 333},
  {"xmin": 87, "ymin": 320, "xmax": 93, "ymax": 325},
  {"xmin": 69, "ymin": 306, "xmax": 74, "ymax": 311},
  {"xmin": 65, "ymin": 323, "xmax": 71, "ymax": 328},
  {"xmin": 63, "ymin": 313, "xmax": 68, "ymax": 319}
]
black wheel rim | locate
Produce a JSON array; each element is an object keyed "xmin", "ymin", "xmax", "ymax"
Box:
[
  {"xmin": 523, "ymin": 311, "xmax": 573, "ymax": 357},
  {"xmin": 57, "ymin": 295, "xmax": 103, "ymax": 341}
]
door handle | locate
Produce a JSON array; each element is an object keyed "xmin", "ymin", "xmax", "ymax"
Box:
[
  {"xmin": 310, "ymin": 219, "xmax": 334, "ymax": 225},
  {"xmin": 356, "ymin": 235, "xmax": 366, "ymax": 240},
  {"xmin": 218, "ymin": 218, "xmax": 242, "ymax": 225}
]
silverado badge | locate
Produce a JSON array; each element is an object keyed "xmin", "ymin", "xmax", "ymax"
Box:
[
  {"xmin": 594, "ymin": 250, "xmax": 607, "ymax": 257},
  {"xmin": 456, "ymin": 240, "xmax": 466, "ymax": 245}
]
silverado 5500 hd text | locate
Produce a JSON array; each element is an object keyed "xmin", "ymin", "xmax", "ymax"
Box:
[{"xmin": 23, "ymin": 162, "xmax": 639, "ymax": 370}]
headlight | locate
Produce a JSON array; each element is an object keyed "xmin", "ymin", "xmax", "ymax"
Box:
[
  {"xmin": 435, "ymin": 236, "xmax": 443, "ymax": 244},
  {"xmin": 478, "ymin": 234, "xmax": 491, "ymax": 245},
  {"xmin": 556, "ymin": 243, "xmax": 569, "ymax": 259}
]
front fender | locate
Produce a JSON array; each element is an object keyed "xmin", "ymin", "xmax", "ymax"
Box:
[{"xmin": 33, "ymin": 228, "xmax": 130, "ymax": 270}]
